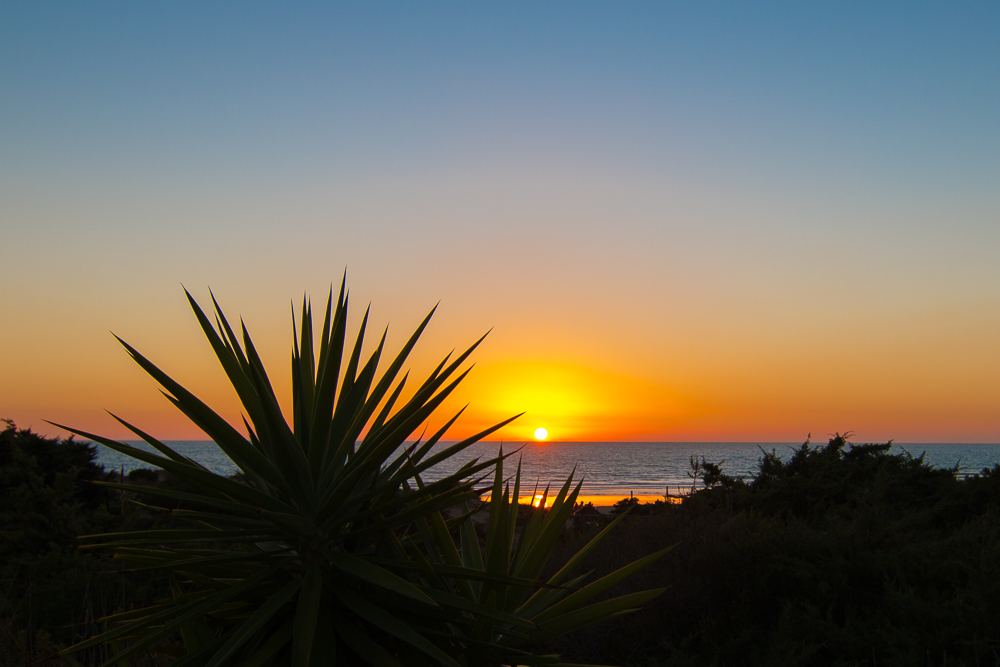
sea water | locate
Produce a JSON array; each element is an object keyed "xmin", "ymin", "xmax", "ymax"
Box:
[{"xmin": 95, "ymin": 440, "xmax": 1000, "ymax": 501}]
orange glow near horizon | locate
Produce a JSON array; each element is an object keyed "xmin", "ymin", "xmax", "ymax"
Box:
[
  {"xmin": 11, "ymin": 334, "xmax": 1000, "ymax": 445},
  {"xmin": 479, "ymin": 493, "xmax": 682, "ymax": 509},
  {"xmin": 436, "ymin": 360, "xmax": 687, "ymax": 442},
  {"xmin": 5, "ymin": 284, "xmax": 1000, "ymax": 445},
  {"xmin": 478, "ymin": 493, "xmax": 553, "ymax": 508}
]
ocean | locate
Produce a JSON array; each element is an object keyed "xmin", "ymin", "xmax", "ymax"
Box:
[{"xmin": 95, "ymin": 439, "xmax": 1000, "ymax": 503}]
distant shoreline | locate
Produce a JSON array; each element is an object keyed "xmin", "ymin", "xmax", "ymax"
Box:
[{"xmin": 94, "ymin": 440, "xmax": 1000, "ymax": 504}]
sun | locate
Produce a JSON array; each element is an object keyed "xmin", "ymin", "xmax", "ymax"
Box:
[{"xmin": 533, "ymin": 427, "xmax": 548, "ymax": 441}]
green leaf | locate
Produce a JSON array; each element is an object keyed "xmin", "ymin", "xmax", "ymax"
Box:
[
  {"xmin": 204, "ymin": 579, "xmax": 301, "ymax": 667},
  {"xmin": 421, "ymin": 588, "xmax": 537, "ymax": 629},
  {"xmin": 236, "ymin": 619, "xmax": 294, "ymax": 667},
  {"xmin": 544, "ymin": 511, "xmax": 631, "ymax": 587},
  {"xmin": 365, "ymin": 372, "xmax": 409, "ymax": 444},
  {"xmin": 237, "ymin": 620, "xmax": 292, "ymax": 667},
  {"xmin": 531, "ymin": 546, "xmax": 674, "ymax": 624},
  {"xmin": 535, "ymin": 589, "xmax": 667, "ymax": 636},
  {"xmin": 308, "ymin": 282, "xmax": 348, "ymax": 470},
  {"xmin": 327, "ymin": 551, "xmax": 437, "ymax": 606},
  {"xmin": 79, "ymin": 528, "xmax": 275, "ymax": 544},
  {"xmin": 240, "ymin": 325, "xmax": 314, "ymax": 504},
  {"xmin": 459, "ymin": 514, "xmax": 485, "ymax": 601},
  {"xmin": 332, "ymin": 585, "xmax": 462, "ymax": 667},
  {"xmin": 167, "ymin": 634, "xmax": 230, "ymax": 667},
  {"xmin": 293, "ymin": 564, "xmax": 323, "ymax": 667},
  {"xmin": 512, "ymin": 477, "xmax": 582, "ymax": 586},
  {"xmin": 172, "ymin": 583, "xmax": 214, "ymax": 652},
  {"xmin": 333, "ymin": 614, "xmax": 402, "ymax": 667}
]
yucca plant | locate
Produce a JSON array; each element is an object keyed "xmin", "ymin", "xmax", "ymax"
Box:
[
  {"xmin": 405, "ymin": 453, "xmax": 672, "ymax": 667},
  {"xmin": 55, "ymin": 280, "xmax": 666, "ymax": 667}
]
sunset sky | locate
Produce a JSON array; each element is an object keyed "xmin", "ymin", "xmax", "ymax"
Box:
[{"xmin": 3, "ymin": 4, "xmax": 998, "ymax": 443}]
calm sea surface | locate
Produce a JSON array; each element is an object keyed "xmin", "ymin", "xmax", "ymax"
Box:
[{"xmin": 96, "ymin": 440, "xmax": 1000, "ymax": 500}]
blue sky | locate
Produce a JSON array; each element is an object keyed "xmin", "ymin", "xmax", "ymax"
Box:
[
  {"xmin": 5, "ymin": 3, "xmax": 998, "ymax": 189},
  {"xmin": 3, "ymin": 3, "xmax": 999, "ymax": 441}
]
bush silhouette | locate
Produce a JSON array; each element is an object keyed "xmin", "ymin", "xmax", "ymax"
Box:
[{"xmin": 541, "ymin": 434, "xmax": 1000, "ymax": 666}]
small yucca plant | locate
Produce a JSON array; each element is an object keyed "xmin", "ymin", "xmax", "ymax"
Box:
[
  {"xmin": 56, "ymin": 279, "xmax": 665, "ymax": 667},
  {"xmin": 407, "ymin": 453, "xmax": 672, "ymax": 667}
]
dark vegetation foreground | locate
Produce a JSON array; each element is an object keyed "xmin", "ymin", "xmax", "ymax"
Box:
[
  {"xmin": 0, "ymin": 420, "xmax": 184, "ymax": 666},
  {"xmin": 3, "ymin": 420, "xmax": 999, "ymax": 666},
  {"xmin": 541, "ymin": 436, "xmax": 1000, "ymax": 666}
]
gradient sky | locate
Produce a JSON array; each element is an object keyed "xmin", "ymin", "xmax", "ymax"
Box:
[{"xmin": 3, "ymin": 3, "xmax": 998, "ymax": 443}]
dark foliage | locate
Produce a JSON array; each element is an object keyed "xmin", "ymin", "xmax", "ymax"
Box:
[
  {"xmin": 542, "ymin": 435, "xmax": 1000, "ymax": 667},
  {"xmin": 8, "ymin": 421, "xmax": 1000, "ymax": 666},
  {"xmin": 0, "ymin": 419, "xmax": 115, "ymax": 555},
  {"xmin": 611, "ymin": 495, "xmax": 641, "ymax": 515},
  {"xmin": 611, "ymin": 496, "xmax": 673, "ymax": 517},
  {"xmin": 0, "ymin": 421, "xmax": 175, "ymax": 665}
]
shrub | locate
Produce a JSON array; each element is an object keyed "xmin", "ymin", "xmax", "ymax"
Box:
[
  {"xmin": 126, "ymin": 468, "xmax": 160, "ymax": 484},
  {"xmin": 542, "ymin": 435, "xmax": 1000, "ymax": 666},
  {"xmin": 0, "ymin": 421, "xmax": 173, "ymax": 664}
]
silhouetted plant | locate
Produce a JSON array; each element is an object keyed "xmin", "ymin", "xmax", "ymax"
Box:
[
  {"xmin": 610, "ymin": 496, "xmax": 640, "ymax": 516},
  {"xmin": 54, "ymin": 281, "xmax": 663, "ymax": 667}
]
